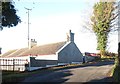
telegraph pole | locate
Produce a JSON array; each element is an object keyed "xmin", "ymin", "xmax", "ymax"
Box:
[
  {"xmin": 24, "ymin": 7, "xmax": 32, "ymax": 49},
  {"xmin": 0, "ymin": 1, "xmax": 2, "ymax": 30}
]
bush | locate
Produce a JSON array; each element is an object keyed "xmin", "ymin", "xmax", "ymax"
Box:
[
  {"xmin": 112, "ymin": 56, "xmax": 120, "ymax": 83},
  {"xmin": 104, "ymin": 51, "xmax": 116, "ymax": 58}
]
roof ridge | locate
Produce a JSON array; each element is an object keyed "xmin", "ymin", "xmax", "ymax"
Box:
[{"xmin": 37, "ymin": 41, "xmax": 66, "ymax": 47}]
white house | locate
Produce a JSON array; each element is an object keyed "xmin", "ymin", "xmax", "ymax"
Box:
[{"xmin": 0, "ymin": 30, "xmax": 83, "ymax": 71}]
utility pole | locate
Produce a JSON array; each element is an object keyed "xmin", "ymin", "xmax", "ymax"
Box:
[
  {"xmin": 0, "ymin": 1, "xmax": 2, "ymax": 30},
  {"xmin": 24, "ymin": 7, "xmax": 32, "ymax": 49}
]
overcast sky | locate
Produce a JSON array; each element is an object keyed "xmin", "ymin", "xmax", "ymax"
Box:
[{"xmin": 0, "ymin": 0, "xmax": 118, "ymax": 53}]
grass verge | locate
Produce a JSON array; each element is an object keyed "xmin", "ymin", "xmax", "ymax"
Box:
[
  {"xmin": 110, "ymin": 56, "xmax": 120, "ymax": 83},
  {"xmin": 111, "ymin": 64, "xmax": 120, "ymax": 83}
]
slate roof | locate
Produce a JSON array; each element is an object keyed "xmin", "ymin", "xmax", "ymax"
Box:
[
  {"xmin": 1, "ymin": 41, "xmax": 66, "ymax": 57},
  {"xmin": 1, "ymin": 49, "xmax": 17, "ymax": 57},
  {"xmin": 20, "ymin": 41, "xmax": 66, "ymax": 56},
  {"xmin": 6, "ymin": 48, "xmax": 29, "ymax": 57}
]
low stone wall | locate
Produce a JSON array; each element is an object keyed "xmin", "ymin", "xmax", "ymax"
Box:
[
  {"xmin": 26, "ymin": 57, "xmax": 83, "ymax": 71},
  {"xmin": 30, "ymin": 57, "xmax": 57, "ymax": 67},
  {"xmin": 85, "ymin": 55, "xmax": 99, "ymax": 62}
]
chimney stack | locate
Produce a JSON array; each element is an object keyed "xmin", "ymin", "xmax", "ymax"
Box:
[
  {"xmin": 67, "ymin": 30, "xmax": 74, "ymax": 42},
  {"xmin": 31, "ymin": 39, "xmax": 37, "ymax": 48}
]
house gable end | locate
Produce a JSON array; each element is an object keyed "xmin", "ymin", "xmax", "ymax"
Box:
[
  {"xmin": 57, "ymin": 42, "xmax": 83, "ymax": 63},
  {"xmin": 56, "ymin": 41, "xmax": 71, "ymax": 54}
]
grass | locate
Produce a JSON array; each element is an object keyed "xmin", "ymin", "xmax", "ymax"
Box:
[
  {"xmin": 112, "ymin": 65, "xmax": 119, "ymax": 82},
  {"xmin": 2, "ymin": 67, "xmax": 54, "ymax": 83},
  {"xmin": 2, "ymin": 71, "xmax": 27, "ymax": 82},
  {"xmin": 111, "ymin": 56, "xmax": 120, "ymax": 83},
  {"xmin": 3, "ymin": 71, "xmax": 29, "ymax": 82}
]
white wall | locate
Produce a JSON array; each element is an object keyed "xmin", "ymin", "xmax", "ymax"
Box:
[
  {"xmin": 57, "ymin": 42, "xmax": 83, "ymax": 63},
  {"xmin": 35, "ymin": 54, "xmax": 58, "ymax": 60}
]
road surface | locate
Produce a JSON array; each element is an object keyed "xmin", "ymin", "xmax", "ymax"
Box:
[{"xmin": 20, "ymin": 61, "xmax": 114, "ymax": 83}]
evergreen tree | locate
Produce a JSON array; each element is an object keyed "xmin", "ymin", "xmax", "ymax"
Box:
[{"xmin": 0, "ymin": 1, "xmax": 21, "ymax": 30}]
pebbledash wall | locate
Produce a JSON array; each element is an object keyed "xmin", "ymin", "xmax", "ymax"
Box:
[{"xmin": 57, "ymin": 42, "xmax": 83, "ymax": 64}]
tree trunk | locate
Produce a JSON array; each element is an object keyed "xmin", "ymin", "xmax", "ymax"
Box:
[{"xmin": 100, "ymin": 50, "xmax": 105, "ymax": 58}]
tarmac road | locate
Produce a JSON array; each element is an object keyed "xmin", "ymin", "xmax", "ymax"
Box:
[{"xmin": 20, "ymin": 61, "xmax": 114, "ymax": 83}]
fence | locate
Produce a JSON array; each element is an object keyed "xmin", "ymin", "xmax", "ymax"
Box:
[{"xmin": 0, "ymin": 59, "xmax": 28, "ymax": 71}]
